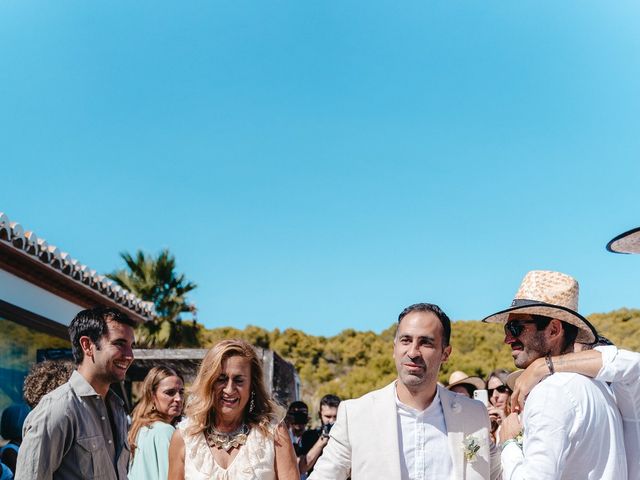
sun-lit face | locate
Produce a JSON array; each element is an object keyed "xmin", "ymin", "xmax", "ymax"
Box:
[
  {"xmin": 90, "ymin": 319, "xmax": 135, "ymax": 387},
  {"xmin": 214, "ymin": 355, "xmax": 252, "ymax": 425},
  {"xmin": 487, "ymin": 376, "xmax": 510, "ymax": 409},
  {"xmin": 319, "ymin": 405, "xmax": 338, "ymax": 426},
  {"xmin": 504, "ymin": 313, "xmax": 550, "ymax": 369},
  {"xmin": 153, "ymin": 375, "xmax": 184, "ymax": 422},
  {"xmin": 393, "ymin": 310, "xmax": 451, "ymax": 393}
]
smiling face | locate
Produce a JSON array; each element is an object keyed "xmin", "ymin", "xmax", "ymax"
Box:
[
  {"xmin": 89, "ymin": 319, "xmax": 135, "ymax": 388},
  {"xmin": 153, "ymin": 375, "xmax": 184, "ymax": 422},
  {"xmin": 393, "ymin": 310, "xmax": 451, "ymax": 394},
  {"xmin": 214, "ymin": 355, "xmax": 252, "ymax": 426},
  {"xmin": 504, "ymin": 313, "xmax": 550, "ymax": 368}
]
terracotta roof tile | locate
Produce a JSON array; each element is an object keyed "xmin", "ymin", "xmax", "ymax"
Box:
[{"xmin": 0, "ymin": 211, "xmax": 155, "ymax": 322}]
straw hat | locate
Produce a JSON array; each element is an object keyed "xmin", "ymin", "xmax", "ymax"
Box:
[
  {"xmin": 606, "ymin": 226, "xmax": 640, "ymax": 254},
  {"xmin": 482, "ymin": 270, "xmax": 597, "ymax": 344},
  {"xmin": 447, "ymin": 371, "xmax": 486, "ymax": 391}
]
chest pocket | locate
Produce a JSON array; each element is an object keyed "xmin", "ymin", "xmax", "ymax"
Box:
[{"xmin": 76, "ymin": 435, "xmax": 110, "ymax": 479}]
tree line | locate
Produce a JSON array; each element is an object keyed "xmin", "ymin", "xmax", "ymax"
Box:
[{"xmin": 108, "ymin": 249, "xmax": 640, "ymax": 410}]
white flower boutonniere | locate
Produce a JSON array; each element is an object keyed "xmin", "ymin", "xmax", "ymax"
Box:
[{"xmin": 462, "ymin": 435, "xmax": 481, "ymax": 462}]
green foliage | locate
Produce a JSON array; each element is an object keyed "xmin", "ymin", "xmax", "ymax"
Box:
[
  {"xmin": 107, "ymin": 249, "xmax": 200, "ymax": 348},
  {"xmin": 200, "ymin": 308, "xmax": 640, "ymax": 411}
]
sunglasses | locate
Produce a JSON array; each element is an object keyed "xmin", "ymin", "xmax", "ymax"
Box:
[
  {"xmin": 488, "ymin": 385, "xmax": 511, "ymax": 396},
  {"xmin": 504, "ymin": 320, "xmax": 538, "ymax": 338}
]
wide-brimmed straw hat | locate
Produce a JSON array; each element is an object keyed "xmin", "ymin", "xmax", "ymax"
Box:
[
  {"xmin": 606, "ymin": 226, "xmax": 640, "ymax": 254},
  {"xmin": 447, "ymin": 371, "xmax": 486, "ymax": 391},
  {"xmin": 482, "ymin": 270, "xmax": 597, "ymax": 344}
]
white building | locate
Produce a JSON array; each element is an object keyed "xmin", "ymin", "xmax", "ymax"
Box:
[{"xmin": 0, "ymin": 211, "xmax": 153, "ymax": 411}]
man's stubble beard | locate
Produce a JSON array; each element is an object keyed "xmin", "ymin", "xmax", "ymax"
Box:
[{"xmin": 515, "ymin": 331, "xmax": 549, "ymax": 369}]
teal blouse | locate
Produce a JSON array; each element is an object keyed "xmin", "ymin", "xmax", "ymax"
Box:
[{"xmin": 128, "ymin": 421, "xmax": 175, "ymax": 480}]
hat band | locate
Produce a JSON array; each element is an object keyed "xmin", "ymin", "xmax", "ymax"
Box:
[{"xmin": 511, "ymin": 298, "xmax": 549, "ymax": 307}]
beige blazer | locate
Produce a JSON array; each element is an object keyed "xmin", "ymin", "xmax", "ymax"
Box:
[{"xmin": 309, "ymin": 382, "xmax": 501, "ymax": 480}]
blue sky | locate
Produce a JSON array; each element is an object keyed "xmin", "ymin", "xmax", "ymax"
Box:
[{"xmin": 2, "ymin": 1, "xmax": 639, "ymax": 336}]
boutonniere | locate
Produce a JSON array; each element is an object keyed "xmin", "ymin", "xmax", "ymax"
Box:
[{"xmin": 462, "ymin": 435, "xmax": 481, "ymax": 462}]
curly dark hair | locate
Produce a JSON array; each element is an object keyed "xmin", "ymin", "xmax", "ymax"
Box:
[{"xmin": 23, "ymin": 360, "xmax": 75, "ymax": 408}]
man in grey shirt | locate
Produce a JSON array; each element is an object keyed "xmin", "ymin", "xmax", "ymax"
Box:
[{"xmin": 16, "ymin": 307, "xmax": 136, "ymax": 480}]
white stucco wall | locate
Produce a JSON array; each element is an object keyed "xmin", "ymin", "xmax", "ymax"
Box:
[{"xmin": 0, "ymin": 268, "xmax": 84, "ymax": 326}]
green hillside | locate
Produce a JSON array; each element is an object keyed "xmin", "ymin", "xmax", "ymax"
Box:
[{"xmin": 200, "ymin": 308, "xmax": 640, "ymax": 410}]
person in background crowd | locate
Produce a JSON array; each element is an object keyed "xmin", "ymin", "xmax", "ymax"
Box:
[
  {"xmin": 483, "ymin": 270, "xmax": 627, "ymax": 479},
  {"xmin": 128, "ymin": 366, "xmax": 184, "ymax": 480},
  {"xmin": 298, "ymin": 394, "xmax": 341, "ymax": 478},
  {"xmin": 446, "ymin": 371, "xmax": 485, "ymax": 398},
  {"xmin": 168, "ymin": 339, "xmax": 298, "ymax": 480},
  {"xmin": 15, "ymin": 307, "xmax": 136, "ymax": 480},
  {"xmin": 484, "ymin": 369, "xmax": 512, "ymax": 443},
  {"xmin": 310, "ymin": 302, "xmax": 501, "ymax": 480},
  {"xmin": 0, "ymin": 404, "xmax": 30, "ymax": 476},
  {"xmin": 23, "ymin": 360, "xmax": 74, "ymax": 409},
  {"xmin": 285, "ymin": 401, "xmax": 309, "ymax": 455}
]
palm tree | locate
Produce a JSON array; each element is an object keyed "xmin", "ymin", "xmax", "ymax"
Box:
[{"xmin": 107, "ymin": 249, "xmax": 200, "ymax": 348}]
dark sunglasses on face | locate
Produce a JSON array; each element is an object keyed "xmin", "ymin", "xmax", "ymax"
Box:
[
  {"xmin": 488, "ymin": 385, "xmax": 511, "ymax": 396},
  {"xmin": 504, "ymin": 320, "xmax": 538, "ymax": 338}
]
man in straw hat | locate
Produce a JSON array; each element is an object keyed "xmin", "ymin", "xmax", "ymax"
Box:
[
  {"xmin": 482, "ymin": 270, "xmax": 627, "ymax": 479},
  {"xmin": 507, "ymin": 230, "xmax": 640, "ymax": 480},
  {"xmin": 311, "ymin": 303, "xmax": 502, "ymax": 480}
]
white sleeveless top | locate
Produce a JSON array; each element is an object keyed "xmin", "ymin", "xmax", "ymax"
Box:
[{"xmin": 178, "ymin": 418, "xmax": 276, "ymax": 480}]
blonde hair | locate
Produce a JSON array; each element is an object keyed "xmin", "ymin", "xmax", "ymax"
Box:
[
  {"xmin": 128, "ymin": 366, "xmax": 183, "ymax": 458},
  {"xmin": 185, "ymin": 339, "xmax": 275, "ymax": 438}
]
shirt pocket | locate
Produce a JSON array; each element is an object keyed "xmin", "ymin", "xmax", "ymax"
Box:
[{"xmin": 76, "ymin": 435, "xmax": 110, "ymax": 479}]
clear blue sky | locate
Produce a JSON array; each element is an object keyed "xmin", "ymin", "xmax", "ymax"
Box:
[{"xmin": 2, "ymin": 1, "xmax": 639, "ymax": 337}]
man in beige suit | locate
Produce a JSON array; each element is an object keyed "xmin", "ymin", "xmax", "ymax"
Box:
[{"xmin": 310, "ymin": 303, "xmax": 501, "ymax": 480}]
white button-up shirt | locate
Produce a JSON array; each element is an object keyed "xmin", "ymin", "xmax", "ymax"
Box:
[
  {"xmin": 395, "ymin": 387, "xmax": 453, "ymax": 480},
  {"xmin": 596, "ymin": 346, "xmax": 640, "ymax": 480},
  {"xmin": 501, "ymin": 371, "xmax": 627, "ymax": 479}
]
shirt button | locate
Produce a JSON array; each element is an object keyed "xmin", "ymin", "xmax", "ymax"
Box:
[
  {"xmin": 101, "ymin": 416, "xmax": 106, "ymax": 420},
  {"xmin": 108, "ymin": 440, "xmax": 112, "ymax": 444}
]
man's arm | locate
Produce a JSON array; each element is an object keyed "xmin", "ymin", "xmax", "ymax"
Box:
[
  {"xmin": 15, "ymin": 399, "xmax": 70, "ymax": 480},
  {"xmin": 511, "ymin": 350, "xmax": 603, "ymax": 412},
  {"xmin": 308, "ymin": 404, "xmax": 351, "ymax": 480},
  {"xmin": 299, "ymin": 431, "xmax": 329, "ymax": 474}
]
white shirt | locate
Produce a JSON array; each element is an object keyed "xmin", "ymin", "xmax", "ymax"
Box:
[
  {"xmin": 395, "ymin": 387, "xmax": 453, "ymax": 480},
  {"xmin": 596, "ymin": 346, "xmax": 640, "ymax": 480},
  {"xmin": 501, "ymin": 371, "xmax": 627, "ymax": 479}
]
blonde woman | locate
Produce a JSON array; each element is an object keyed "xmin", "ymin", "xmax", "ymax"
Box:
[
  {"xmin": 129, "ymin": 366, "xmax": 185, "ymax": 480},
  {"xmin": 168, "ymin": 340, "xmax": 298, "ymax": 480}
]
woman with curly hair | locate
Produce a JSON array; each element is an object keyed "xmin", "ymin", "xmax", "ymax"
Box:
[
  {"xmin": 23, "ymin": 360, "xmax": 74, "ymax": 409},
  {"xmin": 168, "ymin": 339, "xmax": 298, "ymax": 480},
  {"xmin": 129, "ymin": 366, "xmax": 184, "ymax": 480}
]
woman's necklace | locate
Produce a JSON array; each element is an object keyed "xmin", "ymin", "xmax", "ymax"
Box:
[{"xmin": 205, "ymin": 423, "xmax": 250, "ymax": 452}]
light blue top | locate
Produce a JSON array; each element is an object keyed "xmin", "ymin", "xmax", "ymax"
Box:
[{"xmin": 128, "ymin": 421, "xmax": 175, "ymax": 480}]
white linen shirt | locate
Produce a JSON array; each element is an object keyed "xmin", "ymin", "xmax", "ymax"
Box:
[
  {"xmin": 395, "ymin": 387, "xmax": 453, "ymax": 480},
  {"xmin": 596, "ymin": 346, "xmax": 640, "ymax": 480},
  {"xmin": 501, "ymin": 371, "xmax": 627, "ymax": 480}
]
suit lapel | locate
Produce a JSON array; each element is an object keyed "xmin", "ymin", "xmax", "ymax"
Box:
[
  {"xmin": 373, "ymin": 382, "xmax": 403, "ymax": 480},
  {"xmin": 440, "ymin": 386, "xmax": 465, "ymax": 480}
]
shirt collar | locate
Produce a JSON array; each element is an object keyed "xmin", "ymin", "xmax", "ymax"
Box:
[
  {"xmin": 69, "ymin": 370, "xmax": 124, "ymax": 406},
  {"xmin": 394, "ymin": 381, "xmax": 442, "ymax": 417}
]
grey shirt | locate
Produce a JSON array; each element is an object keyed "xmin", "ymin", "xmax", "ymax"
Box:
[{"xmin": 15, "ymin": 370, "xmax": 130, "ymax": 480}]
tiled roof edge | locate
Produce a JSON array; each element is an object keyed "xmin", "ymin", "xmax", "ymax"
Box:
[{"xmin": 0, "ymin": 211, "xmax": 156, "ymax": 320}]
